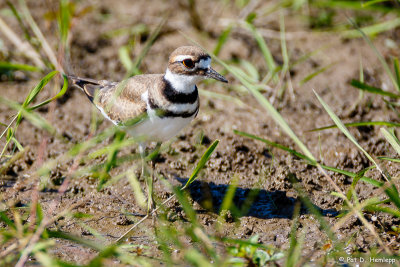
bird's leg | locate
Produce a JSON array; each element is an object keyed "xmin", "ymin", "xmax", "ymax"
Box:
[
  {"xmin": 139, "ymin": 143, "xmax": 147, "ymax": 179},
  {"xmin": 139, "ymin": 143, "xmax": 153, "ymax": 214},
  {"xmin": 147, "ymin": 142, "xmax": 161, "ymax": 215},
  {"xmin": 147, "ymin": 159, "xmax": 156, "ymax": 214}
]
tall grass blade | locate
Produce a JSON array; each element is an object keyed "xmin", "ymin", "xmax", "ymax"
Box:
[
  {"xmin": 0, "ymin": 62, "xmax": 40, "ymax": 72},
  {"xmin": 58, "ymin": 0, "xmax": 71, "ymax": 47},
  {"xmin": 199, "ymin": 89, "xmax": 245, "ymax": 107},
  {"xmin": 349, "ymin": 18, "xmax": 400, "ymax": 92},
  {"xmin": 218, "ymin": 175, "xmax": 238, "ymax": 217},
  {"xmin": 312, "ymin": 1, "xmax": 397, "ymax": 12},
  {"xmin": 6, "ymin": 0, "xmax": 31, "ymax": 42},
  {"xmin": 127, "ymin": 17, "xmax": 166, "ymax": 77},
  {"xmin": 345, "ymin": 166, "xmax": 374, "ymax": 203},
  {"xmin": 378, "ymin": 156, "xmax": 400, "ymax": 163},
  {"xmin": 243, "ymin": 22, "xmax": 278, "ymax": 82},
  {"xmin": 182, "ymin": 140, "xmax": 219, "ymax": 189},
  {"xmin": 0, "ymin": 97, "xmax": 58, "ymax": 136},
  {"xmin": 311, "ymin": 121, "xmax": 400, "ymax": 132},
  {"xmin": 286, "ymin": 202, "xmax": 302, "ymax": 267},
  {"xmin": 0, "ymin": 17, "xmax": 45, "ymax": 69},
  {"xmin": 213, "ymin": 25, "xmax": 232, "ymax": 56},
  {"xmin": 381, "ymin": 128, "xmax": 400, "ymax": 155},
  {"xmin": 343, "ymin": 17, "xmax": 400, "ymax": 38},
  {"xmin": 29, "ymin": 74, "xmax": 68, "ymax": 110},
  {"xmin": 0, "ymin": 211, "xmax": 16, "ymax": 229},
  {"xmin": 300, "ymin": 63, "xmax": 334, "ymax": 85},
  {"xmin": 234, "ymin": 130, "xmax": 383, "ymax": 187},
  {"xmin": 19, "ymin": 0, "xmax": 64, "ymax": 72},
  {"xmin": 314, "ymin": 90, "xmax": 389, "ymax": 181},
  {"xmin": 351, "ymin": 79, "xmax": 400, "ymax": 98},
  {"xmin": 394, "ymin": 57, "xmax": 400, "ymax": 94}
]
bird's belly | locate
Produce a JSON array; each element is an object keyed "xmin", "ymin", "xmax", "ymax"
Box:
[{"xmin": 125, "ymin": 115, "xmax": 195, "ymax": 142}]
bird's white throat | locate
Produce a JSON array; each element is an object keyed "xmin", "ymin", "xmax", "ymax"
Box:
[{"xmin": 164, "ymin": 69, "xmax": 201, "ymax": 93}]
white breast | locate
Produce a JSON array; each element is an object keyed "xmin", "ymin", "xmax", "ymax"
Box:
[
  {"xmin": 123, "ymin": 90, "xmax": 196, "ymax": 142},
  {"xmin": 126, "ymin": 114, "xmax": 195, "ymax": 142}
]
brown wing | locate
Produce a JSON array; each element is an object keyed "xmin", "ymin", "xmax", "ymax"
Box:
[{"xmin": 69, "ymin": 74, "xmax": 163, "ymax": 124}]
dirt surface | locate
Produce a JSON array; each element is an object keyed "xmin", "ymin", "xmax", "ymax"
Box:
[{"xmin": 1, "ymin": 0, "xmax": 400, "ymax": 265}]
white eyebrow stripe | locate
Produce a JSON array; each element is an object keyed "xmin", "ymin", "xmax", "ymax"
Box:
[{"xmin": 172, "ymin": 55, "xmax": 194, "ymax": 62}]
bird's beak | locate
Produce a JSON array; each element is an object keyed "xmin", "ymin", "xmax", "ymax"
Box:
[{"xmin": 205, "ymin": 68, "xmax": 228, "ymax": 83}]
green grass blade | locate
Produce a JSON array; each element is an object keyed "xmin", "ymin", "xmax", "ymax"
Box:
[
  {"xmin": 0, "ymin": 97, "xmax": 58, "ymax": 136},
  {"xmin": 234, "ymin": 130, "xmax": 310, "ymax": 162},
  {"xmin": 343, "ymin": 17, "xmax": 400, "ymax": 38},
  {"xmin": 58, "ymin": 0, "xmax": 71, "ymax": 46},
  {"xmin": 234, "ymin": 130, "xmax": 383, "ymax": 187},
  {"xmin": 286, "ymin": 202, "xmax": 302, "ymax": 267},
  {"xmin": 0, "ymin": 211, "xmax": 16, "ymax": 229},
  {"xmin": 310, "ymin": 121, "xmax": 400, "ymax": 132},
  {"xmin": 6, "ymin": 0, "xmax": 32, "ymax": 42},
  {"xmin": 349, "ymin": 18, "xmax": 400, "ymax": 92},
  {"xmin": 199, "ymin": 89, "xmax": 245, "ymax": 107},
  {"xmin": 345, "ymin": 166, "xmax": 374, "ymax": 202},
  {"xmin": 127, "ymin": 17, "xmax": 166, "ymax": 77},
  {"xmin": 47, "ymin": 230, "xmax": 104, "ymax": 251},
  {"xmin": 364, "ymin": 205, "xmax": 400, "ymax": 218},
  {"xmin": 182, "ymin": 140, "xmax": 219, "ymax": 190},
  {"xmin": 118, "ymin": 46, "xmax": 133, "ymax": 72},
  {"xmin": 300, "ymin": 63, "xmax": 334, "ymax": 85},
  {"xmin": 221, "ymin": 61, "xmax": 317, "ymax": 161},
  {"xmin": 22, "ymin": 71, "xmax": 58, "ymax": 109},
  {"xmin": 213, "ymin": 25, "xmax": 232, "ymax": 56},
  {"xmin": 378, "ymin": 156, "xmax": 400, "ymax": 163},
  {"xmin": 394, "ymin": 57, "xmax": 400, "ymax": 93},
  {"xmin": 0, "ymin": 61, "xmax": 40, "ymax": 72},
  {"xmin": 311, "ymin": 1, "xmax": 398, "ymax": 13},
  {"xmin": 243, "ymin": 22, "xmax": 277, "ymax": 82},
  {"xmin": 362, "ymin": 0, "xmax": 393, "ymax": 7},
  {"xmin": 381, "ymin": 128, "xmax": 400, "ymax": 155},
  {"xmin": 218, "ymin": 175, "xmax": 238, "ymax": 214},
  {"xmin": 350, "ymin": 79, "xmax": 400, "ymax": 98},
  {"xmin": 29, "ymin": 74, "xmax": 68, "ymax": 110},
  {"xmin": 314, "ymin": 90, "xmax": 387, "ymax": 180}
]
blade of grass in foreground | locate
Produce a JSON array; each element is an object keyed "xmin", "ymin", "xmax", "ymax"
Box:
[
  {"xmin": 0, "ymin": 71, "xmax": 63, "ymax": 159},
  {"xmin": 314, "ymin": 90, "xmax": 389, "ymax": 181},
  {"xmin": 311, "ymin": 121, "xmax": 400, "ymax": 132},
  {"xmin": 350, "ymin": 79, "xmax": 400, "ymax": 98},
  {"xmin": 182, "ymin": 139, "xmax": 219, "ymax": 189},
  {"xmin": 349, "ymin": 18, "xmax": 400, "ymax": 92},
  {"xmin": 380, "ymin": 128, "xmax": 400, "ymax": 155},
  {"xmin": 394, "ymin": 57, "xmax": 400, "ymax": 90},
  {"xmin": 378, "ymin": 157, "xmax": 400, "ymax": 163},
  {"xmin": 299, "ymin": 63, "xmax": 335, "ymax": 86},
  {"xmin": 342, "ymin": 17, "xmax": 400, "ymax": 39},
  {"xmin": 0, "ymin": 62, "xmax": 40, "ymax": 72},
  {"xmin": 243, "ymin": 21, "xmax": 278, "ymax": 83}
]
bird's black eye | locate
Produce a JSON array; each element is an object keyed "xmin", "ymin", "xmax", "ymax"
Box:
[{"xmin": 182, "ymin": 59, "xmax": 195, "ymax": 69}]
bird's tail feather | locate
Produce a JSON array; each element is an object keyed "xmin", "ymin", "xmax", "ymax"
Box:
[{"xmin": 66, "ymin": 74, "xmax": 100, "ymax": 101}]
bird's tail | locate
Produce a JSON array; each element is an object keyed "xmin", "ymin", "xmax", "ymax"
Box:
[{"xmin": 66, "ymin": 74, "xmax": 100, "ymax": 101}]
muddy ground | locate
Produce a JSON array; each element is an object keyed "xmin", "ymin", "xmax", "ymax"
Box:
[{"xmin": 1, "ymin": 0, "xmax": 400, "ymax": 265}]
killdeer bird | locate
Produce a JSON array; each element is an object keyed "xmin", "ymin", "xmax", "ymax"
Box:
[{"xmin": 69, "ymin": 46, "xmax": 227, "ymax": 212}]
